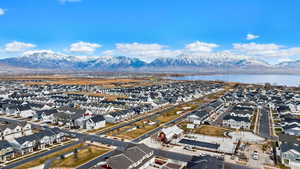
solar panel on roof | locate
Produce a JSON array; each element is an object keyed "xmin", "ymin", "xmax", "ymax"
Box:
[{"xmin": 179, "ymin": 139, "xmax": 220, "ymax": 149}]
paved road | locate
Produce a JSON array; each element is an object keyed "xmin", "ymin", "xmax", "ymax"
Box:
[
  {"xmin": 224, "ymin": 162, "xmax": 255, "ymax": 169},
  {"xmin": 2, "ymin": 141, "xmax": 80, "ymax": 169},
  {"xmin": 258, "ymin": 108, "xmax": 272, "ymax": 139}
]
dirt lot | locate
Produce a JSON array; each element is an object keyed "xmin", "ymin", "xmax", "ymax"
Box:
[{"xmin": 179, "ymin": 123, "xmax": 232, "ymax": 137}]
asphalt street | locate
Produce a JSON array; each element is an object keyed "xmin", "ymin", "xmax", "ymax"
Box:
[{"xmin": 258, "ymin": 108, "xmax": 272, "ymax": 139}]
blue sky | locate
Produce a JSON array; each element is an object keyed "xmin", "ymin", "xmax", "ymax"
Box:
[{"xmin": 1, "ymin": 0, "xmax": 300, "ymax": 63}]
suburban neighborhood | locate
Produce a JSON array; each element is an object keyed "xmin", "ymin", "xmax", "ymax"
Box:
[{"xmin": 0, "ymin": 75, "xmax": 298, "ymax": 169}]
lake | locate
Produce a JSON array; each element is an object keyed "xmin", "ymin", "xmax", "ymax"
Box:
[{"xmin": 167, "ymin": 74, "xmax": 300, "ymax": 87}]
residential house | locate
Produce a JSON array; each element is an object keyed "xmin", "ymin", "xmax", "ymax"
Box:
[
  {"xmin": 159, "ymin": 125, "xmax": 184, "ymax": 143},
  {"xmin": 222, "ymin": 115, "xmax": 251, "ymax": 129},
  {"xmin": 0, "ymin": 140, "xmax": 14, "ymax": 162},
  {"xmin": 11, "ymin": 135, "xmax": 36, "ymax": 155},
  {"xmin": 85, "ymin": 115, "xmax": 106, "ymax": 130},
  {"xmin": 33, "ymin": 109, "xmax": 58, "ymax": 122},
  {"xmin": 0, "ymin": 121, "xmax": 32, "ymax": 140},
  {"xmin": 104, "ymin": 143, "xmax": 154, "ymax": 169},
  {"xmin": 280, "ymin": 143, "xmax": 300, "ymax": 169},
  {"xmin": 283, "ymin": 124, "xmax": 300, "ymax": 136}
]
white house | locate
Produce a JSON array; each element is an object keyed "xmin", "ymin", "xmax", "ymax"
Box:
[
  {"xmin": 85, "ymin": 115, "xmax": 106, "ymax": 130},
  {"xmin": 280, "ymin": 143, "xmax": 300, "ymax": 169},
  {"xmin": 159, "ymin": 125, "xmax": 184, "ymax": 143},
  {"xmin": 0, "ymin": 140, "xmax": 14, "ymax": 162},
  {"xmin": 223, "ymin": 115, "xmax": 251, "ymax": 129}
]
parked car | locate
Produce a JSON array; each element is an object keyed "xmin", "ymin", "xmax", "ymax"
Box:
[{"xmin": 252, "ymin": 151, "xmax": 259, "ymax": 160}]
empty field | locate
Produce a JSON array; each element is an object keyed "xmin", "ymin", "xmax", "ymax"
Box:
[
  {"xmin": 50, "ymin": 145, "xmax": 110, "ymax": 168},
  {"xmin": 25, "ymin": 78, "xmax": 147, "ymax": 86},
  {"xmin": 14, "ymin": 143, "xmax": 83, "ymax": 169}
]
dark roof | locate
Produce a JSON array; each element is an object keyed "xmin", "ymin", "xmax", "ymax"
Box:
[
  {"xmin": 57, "ymin": 107, "xmax": 86, "ymax": 114},
  {"xmin": 27, "ymin": 103, "xmax": 44, "ymax": 108},
  {"xmin": 223, "ymin": 115, "xmax": 251, "ymax": 122},
  {"xmin": 179, "ymin": 139, "xmax": 220, "ymax": 149},
  {"xmin": 283, "ymin": 118, "xmax": 300, "ymax": 124},
  {"xmin": 36, "ymin": 109, "xmax": 58, "ymax": 116},
  {"xmin": 15, "ymin": 134, "xmax": 37, "ymax": 145},
  {"xmin": 107, "ymin": 143, "xmax": 153, "ymax": 169},
  {"xmin": 280, "ymin": 143, "xmax": 300, "ymax": 153},
  {"xmin": 17, "ymin": 104, "xmax": 31, "ymax": 111},
  {"xmin": 0, "ymin": 140, "xmax": 13, "ymax": 149},
  {"xmin": 124, "ymin": 147, "xmax": 146, "ymax": 163},
  {"xmin": 277, "ymin": 105, "xmax": 291, "ymax": 113},
  {"xmin": 186, "ymin": 155, "xmax": 224, "ymax": 169},
  {"xmin": 279, "ymin": 133, "xmax": 300, "ymax": 145},
  {"xmin": 283, "ymin": 123, "xmax": 300, "ymax": 130},
  {"xmin": 0, "ymin": 120, "xmax": 29, "ymax": 130},
  {"xmin": 47, "ymin": 127, "xmax": 65, "ymax": 135},
  {"xmin": 15, "ymin": 130, "xmax": 57, "ymax": 145},
  {"xmin": 107, "ymin": 154, "xmax": 132, "ymax": 169},
  {"xmin": 90, "ymin": 115, "xmax": 105, "ymax": 123}
]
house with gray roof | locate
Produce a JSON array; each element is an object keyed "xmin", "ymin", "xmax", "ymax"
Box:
[
  {"xmin": 105, "ymin": 143, "xmax": 154, "ymax": 169},
  {"xmin": 33, "ymin": 109, "xmax": 58, "ymax": 122},
  {"xmin": 0, "ymin": 140, "xmax": 14, "ymax": 162},
  {"xmin": 280, "ymin": 143, "xmax": 300, "ymax": 169},
  {"xmin": 85, "ymin": 115, "xmax": 106, "ymax": 130},
  {"xmin": 0, "ymin": 120, "xmax": 32, "ymax": 140},
  {"xmin": 222, "ymin": 115, "xmax": 251, "ymax": 129}
]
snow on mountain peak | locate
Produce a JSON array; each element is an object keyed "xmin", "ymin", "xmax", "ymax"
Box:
[{"xmin": 22, "ymin": 50, "xmax": 69, "ymax": 60}]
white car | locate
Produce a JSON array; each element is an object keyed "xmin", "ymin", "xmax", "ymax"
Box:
[{"xmin": 252, "ymin": 151, "xmax": 259, "ymax": 160}]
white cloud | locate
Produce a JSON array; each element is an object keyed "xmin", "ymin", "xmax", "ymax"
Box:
[
  {"xmin": 107, "ymin": 42, "xmax": 181, "ymax": 62},
  {"xmin": 0, "ymin": 8, "xmax": 5, "ymax": 16},
  {"xmin": 233, "ymin": 42, "xmax": 300, "ymax": 61},
  {"xmin": 184, "ymin": 41, "xmax": 219, "ymax": 53},
  {"xmin": 68, "ymin": 41, "xmax": 101, "ymax": 54},
  {"xmin": 23, "ymin": 50, "xmax": 55, "ymax": 56},
  {"xmin": 102, "ymin": 50, "xmax": 114, "ymax": 56},
  {"xmin": 4, "ymin": 41, "xmax": 36, "ymax": 52},
  {"xmin": 277, "ymin": 58, "xmax": 292, "ymax": 63},
  {"xmin": 246, "ymin": 33, "xmax": 259, "ymax": 40},
  {"xmin": 233, "ymin": 43, "xmax": 282, "ymax": 54},
  {"xmin": 105, "ymin": 41, "xmax": 220, "ymax": 62}
]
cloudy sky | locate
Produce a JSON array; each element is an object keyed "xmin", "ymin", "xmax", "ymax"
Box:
[{"xmin": 1, "ymin": 0, "xmax": 300, "ymax": 64}]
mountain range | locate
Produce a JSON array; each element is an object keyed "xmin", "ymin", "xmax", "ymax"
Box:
[{"xmin": 0, "ymin": 50, "xmax": 299, "ymax": 73}]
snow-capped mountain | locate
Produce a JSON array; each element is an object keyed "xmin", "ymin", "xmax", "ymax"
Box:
[
  {"xmin": 83, "ymin": 56, "xmax": 146, "ymax": 69},
  {"xmin": 0, "ymin": 50, "xmax": 146, "ymax": 70},
  {"xmin": 276, "ymin": 59, "xmax": 300, "ymax": 68},
  {"xmin": 0, "ymin": 50, "xmax": 76, "ymax": 69},
  {"xmin": 148, "ymin": 52, "xmax": 270, "ymax": 69},
  {"xmin": 0, "ymin": 50, "xmax": 272, "ymax": 73}
]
